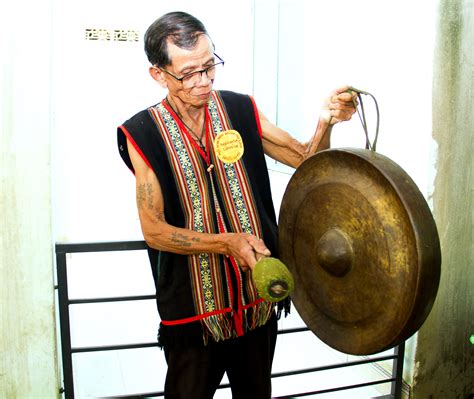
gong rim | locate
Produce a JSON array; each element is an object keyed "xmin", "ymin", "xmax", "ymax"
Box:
[{"xmin": 278, "ymin": 148, "xmax": 441, "ymax": 355}]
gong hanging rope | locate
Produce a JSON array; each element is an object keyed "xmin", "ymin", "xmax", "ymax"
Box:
[{"xmin": 348, "ymin": 87, "xmax": 380, "ymax": 152}]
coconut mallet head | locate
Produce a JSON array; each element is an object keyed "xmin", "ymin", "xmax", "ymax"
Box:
[{"xmin": 252, "ymin": 256, "xmax": 294, "ymax": 302}]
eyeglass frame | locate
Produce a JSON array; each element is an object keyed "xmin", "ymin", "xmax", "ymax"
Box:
[{"xmin": 157, "ymin": 53, "xmax": 224, "ymax": 86}]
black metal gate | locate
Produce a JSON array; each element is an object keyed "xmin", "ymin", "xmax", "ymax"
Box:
[{"xmin": 55, "ymin": 241, "xmax": 405, "ymax": 398}]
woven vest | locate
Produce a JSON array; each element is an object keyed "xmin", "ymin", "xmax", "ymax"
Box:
[{"xmin": 118, "ymin": 90, "xmax": 279, "ymax": 347}]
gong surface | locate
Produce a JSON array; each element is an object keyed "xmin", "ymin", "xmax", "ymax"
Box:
[{"xmin": 278, "ymin": 148, "xmax": 441, "ymax": 355}]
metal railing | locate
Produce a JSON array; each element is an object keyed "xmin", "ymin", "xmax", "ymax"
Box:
[{"xmin": 55, "ymin": 241, "xmax": 405, "ymax": 399}]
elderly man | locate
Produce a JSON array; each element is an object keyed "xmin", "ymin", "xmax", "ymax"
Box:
[{"xmin": 118, "ymin": 11, "xmax": 356, "ymax": 399}]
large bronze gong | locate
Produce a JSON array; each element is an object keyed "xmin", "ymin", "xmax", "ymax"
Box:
[{"xmin": 278, "ymin": 148, "xmax": 441, "ymax": 355}]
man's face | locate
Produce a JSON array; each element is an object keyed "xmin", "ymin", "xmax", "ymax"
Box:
[{"xmin": 162, "ymin": 34, "xmax": 216, "ymax": 107}]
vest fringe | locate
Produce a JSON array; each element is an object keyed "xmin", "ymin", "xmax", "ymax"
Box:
[
  {"xmin": 202, "ymin": 312, "xmax": 234, "ymax": 344},
  {"xmin": 243, "ymin": 301, "xmax": 274, "ymax": 331}
]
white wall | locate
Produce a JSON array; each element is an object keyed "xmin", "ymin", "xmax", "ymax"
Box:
[{"xmin": 0, "ymin": 1, "xmax": 59, "ymax": 397}]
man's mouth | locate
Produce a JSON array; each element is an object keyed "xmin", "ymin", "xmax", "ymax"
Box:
[{"xmin": 194, "ymin": 91, "xmax": 212, "ymax": 98}]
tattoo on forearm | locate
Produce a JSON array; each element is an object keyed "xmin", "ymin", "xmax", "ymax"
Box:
[
  {"xmin": 137, "ymin": 184, "xmax": 146, "ymax": 210},
  {"xmin": 154, "ymin": 211, "xmax": 165, "ymax": 223},
  {"xmin": 137, "ymin": 183, "xmax": 155, "ymax": 211},
  {"xmin": 146, "ymin": 183, "xmax": 154, "ymax": 210},
  {"xmin": 171, "ymin": 232, "xmax": 201, "ymax": 247}
]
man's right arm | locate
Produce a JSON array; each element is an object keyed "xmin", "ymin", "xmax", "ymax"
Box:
[
  {"xmin": 259, "ymin": 86, "xmax": 357, "ymax": 168},
  {"xmin": 126, "ymin": 138, "xmax": 269, "ymax": 270}
]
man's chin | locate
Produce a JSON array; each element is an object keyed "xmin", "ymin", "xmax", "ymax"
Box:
[{"xmin": 194, "ymin": 91, "xmax": 212, "ymax": 101}]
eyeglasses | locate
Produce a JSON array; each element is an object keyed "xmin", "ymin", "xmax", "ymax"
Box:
[{"xmin": 159, "ymin": 53, "xmax": 224, "ymax": 89}]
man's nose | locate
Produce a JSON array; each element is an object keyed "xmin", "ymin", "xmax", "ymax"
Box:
[{"xmin": 196, "ymin": 70, "xmax": 212, "ymax": 86}]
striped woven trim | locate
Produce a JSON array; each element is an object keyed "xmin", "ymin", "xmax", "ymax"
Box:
[
  {"xmin": 149, "ymin": 105, "xmax": 226, "ymax": 315},
  {"xmin": 208, "ymin": 92, "xmax": 262, "ymax": 302},
  {"xmin": 147, "ymin": 92, "xmax": 270, "ymax": 340}
]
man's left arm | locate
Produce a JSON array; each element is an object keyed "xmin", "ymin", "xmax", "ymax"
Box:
[{"xmin": 260, "ymin": 85, "xmax": 357, "ymax": 168}]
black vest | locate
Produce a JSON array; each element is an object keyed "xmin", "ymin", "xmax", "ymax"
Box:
[{"xmin": 118, "ymin": 90, "xmax": 279, "ymax": 347}]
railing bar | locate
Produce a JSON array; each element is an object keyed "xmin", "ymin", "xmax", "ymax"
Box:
[
  {"xmin": 72, "ymin": 342, "xmax": 159, "ymax": 353},
  {"xmin": 56, "ymin": 251, "xmax": 75, "ymax": 398},
  {"xmin": 100, "ymin": 391, "xmax": 164, "ymax": 398},
  {"xmin": 98, "ymin": 391, "xmax": 165, "ymax": 399},
  {"xmin": 271, "ymin": 354, "xmax": 397, "ymax": 379},
  {"xmin": 391, "ymin": 340, "xmax": 405, "ymax": 399},
  {"xmin": 277, "ymin": 326, "xmax": 308, "ymax": 334},
  {"xmin": 78, "ymin": 342, "xmax": 395, "ymax": 373},
  {"xmin": 70, "ymin": 342, "xmax": 395, "ymax": 368},
  {"xmin": 55, "ymin": 240, "xmax": 147, "ymax": 254},
  {"xmin": 69, "ymin": 294, "xmax": 156, "ymax": 304},
  {"xmin": 100, "ymin": 377, "xmax": 395, "ymax": 398},
  {"xmin": 273, "ymin": 377, "xmax": 395, "ymax": 398},
  {"xmin": 358, "ymin": 353, "xmax": 397, "ymax": 362}
]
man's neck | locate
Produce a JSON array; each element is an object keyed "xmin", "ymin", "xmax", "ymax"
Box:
[
  {"xmin": 166, "ymin": 94, "xmax": 206, "ymax": 126},
  {"xmin": 166, "ymin": 94, "xmax": 208, "ymax": 143}
]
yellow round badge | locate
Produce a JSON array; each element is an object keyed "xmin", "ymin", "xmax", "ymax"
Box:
[{"xmin": 214, "ymin": 130, "xmax": 244, "ymax": 163}]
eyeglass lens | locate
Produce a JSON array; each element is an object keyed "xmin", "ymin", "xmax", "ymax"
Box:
[{"xmin": 182, "ymin": 63, "xmax": 222, "ymax": 88}]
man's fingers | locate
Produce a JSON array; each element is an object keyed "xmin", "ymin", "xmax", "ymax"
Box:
[
  {"xmin": 243, "ymin": 249, "xmax": 258, "ymax": 271},
  {"xmin": 240, "ymin": 264, "xmax": 251, "ymax": 273},
  {"xmin": 323, "ymin": 86, "xmax": 358, "ymax": 126},
  {"xmin": 329, "ymin": 101, "xmax": 356, "ymax": 111},
  {"xmin": 337, "ymin": 92, "xmax": 356, "ymax": 102},
  {"xmin": 330, "ymin": 92, "xmax": 356, "ymax": 103},
  {"xmin": 332, "ymin": 85, "xmax": 350, "ymax": 95},
  {"xmin": 246, "ymin": 236, "xmax": 270, "ymax": 257}
]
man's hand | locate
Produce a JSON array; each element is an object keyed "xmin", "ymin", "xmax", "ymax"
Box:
[
  {"xmin": 225, "ymin": 233, "xmax": 271, "ymax": 272},
  {"xmin": 321, "ymin": 85, "xmax": 358, "ymax": 125}
]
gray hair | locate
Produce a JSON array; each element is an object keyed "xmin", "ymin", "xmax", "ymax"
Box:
[{"xmin": 144, "ymin": 12, "xmax": 211, "ymax": 67}]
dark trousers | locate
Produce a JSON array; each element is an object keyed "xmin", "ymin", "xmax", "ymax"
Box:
[{"xmin": 163, "ymin": 313, "xmax": 278, "ymax": 399}]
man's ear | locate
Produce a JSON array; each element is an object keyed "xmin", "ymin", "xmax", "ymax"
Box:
[{"xmin": 149, "ymin": 66, "xmax": 168, "ymax": 89}]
